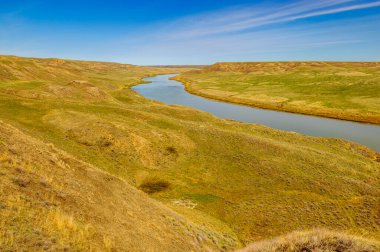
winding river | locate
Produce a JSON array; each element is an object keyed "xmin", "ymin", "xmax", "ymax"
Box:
[{"xmin": 133, "ymin": 74, "xmax": 380, "ymax": 152}]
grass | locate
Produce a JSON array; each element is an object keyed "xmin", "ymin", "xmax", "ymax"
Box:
[
  {"xmin": 0, "ymin": 120, "xmax": 233, "ymax": 251},
  {"xmin": 238, "ymin": 229, "xmax": 380, "ymax": 252},
  {"xmin": 175, "ymin": 62, "xmax": 380, "ymax": 124},
  {"xmin": 0, "ymin": 56, "xmax": 379, "ymax": 250},
  {"xmin": 0, "ymin": 149, "xmax": 102, "ymax": 251}
]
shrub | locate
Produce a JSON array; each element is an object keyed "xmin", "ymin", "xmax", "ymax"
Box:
[
  {"xmin": 165, "ymin": 146, "xmax": 177, "ymax": 155},
  {"xmin": 138, "ymin": 177, "xmax": 170, "ymax": 194}
]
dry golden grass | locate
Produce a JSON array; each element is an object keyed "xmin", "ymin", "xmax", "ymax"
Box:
[
  {"xmin": 0, "ymin": 195, "xmax": 96, "ymax": 251},
  {"xmin": 238, "ymin": 229, "xmax": 380, "ymax": 252}
]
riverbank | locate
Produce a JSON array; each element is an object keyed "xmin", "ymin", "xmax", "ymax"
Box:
[
  {"xmin": 174, "ymin": 62, "xmax": 380, "ymax": 124},
  {"xmin": 135, "ymin": 74, "xmax": 380, "ymax": 152}
]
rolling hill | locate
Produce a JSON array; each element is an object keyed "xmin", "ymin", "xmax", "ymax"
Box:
[{"xmin": 0, "ymin": 56, "xmax": 379, "ymax": 251}]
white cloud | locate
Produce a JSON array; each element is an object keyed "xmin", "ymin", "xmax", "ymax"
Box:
[
  {"xmin": 151, "ymin": 0, "xmax": 379, "ymax": 41},
  {"xmin": 121, "ymin": 1, "xmax": 380, "ymax": 64}
]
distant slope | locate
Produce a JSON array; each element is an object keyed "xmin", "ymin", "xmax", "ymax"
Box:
[
  {"xmin": 0, "ymin": 55, "xmax": 184, "ymax": 85},
  {"xmin": 174, "ymin": 62, "xmax": 380, "ymax": 124},
  {"xmin": 0, "ymin": 56, "xmax": 379, "ymax": 248},
  {"xmin": 0, "ymin": 120, "xmax": 235, "ymax": 251}
]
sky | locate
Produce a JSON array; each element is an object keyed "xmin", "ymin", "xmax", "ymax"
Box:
[{"xmin": 0, "ymin": 0, "xmax": 380, "ymax": 65}]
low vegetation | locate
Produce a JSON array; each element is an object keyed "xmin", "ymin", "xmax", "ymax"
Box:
[
  {"xmin": 175, "ymin": 62, "xmax": 380, "ymax": 124},
  {"xmin": 0, "ymin": 56, "xmax": 379, "ymax": 250},
  {"xmin": 239, "ymin": 229, "xmax": 380, "ymax": 252},
  {"xmin": 138, "ymin": 176, "xmax": 171, "ymax": 194}
]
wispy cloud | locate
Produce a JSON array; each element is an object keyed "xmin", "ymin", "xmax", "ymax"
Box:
[
  {"xmin": 120, "ymin": 0, "xmax": 380, "ymax": 64},
  {"xmin": 284, "ymin": 0, "xmax": 380, "ymax": 21},
  {"xmin": 155, "ymin": 0, "xmax": 380, "ymax": 40}
]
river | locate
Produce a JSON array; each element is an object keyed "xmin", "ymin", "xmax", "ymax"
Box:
[{"xmin": 132, "ymin": 74, "xmax": 380, "ymax": 152}]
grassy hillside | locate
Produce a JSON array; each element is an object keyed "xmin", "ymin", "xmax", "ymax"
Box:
[
  {"xmin": 239, "ymin": 229, "xmax": 380, "ymax": 252},
  {"xmin": 0, "ymin": 56, "xmax": 379, "ymax": 250},
  {"xmin": 174, "ymin": 62, "xmax": 380, "ymax": 124},
  {"xmin": 0, "ymin": 120, "xmax": 234, "ymax": 251}
]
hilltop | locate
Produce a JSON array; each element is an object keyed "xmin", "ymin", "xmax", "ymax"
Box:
[
  {"xmin": 0, "ymin": 56, "xmax": 379, "ymax": 250},
  {"xmin": 175, "ymin": 62, "xmax": 380, "ymax": 124}
]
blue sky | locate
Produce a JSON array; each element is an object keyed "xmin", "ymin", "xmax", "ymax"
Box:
[{"xmin": 1, "ymin": 0, "xmax": 380, "ymax": 65}]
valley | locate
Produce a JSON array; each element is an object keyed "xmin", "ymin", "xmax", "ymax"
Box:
[{"xmin": 0, "ymin": 56, "xmax": 379, "ymax": 251}]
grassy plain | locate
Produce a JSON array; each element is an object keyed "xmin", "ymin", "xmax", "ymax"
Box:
[
  {"xmin": 0, "ymin": 56, "xmax": 379, "ymax": 250},
  {"xmin": 175, "ymin": 62, "xmax": 380, "ymax": 124}
]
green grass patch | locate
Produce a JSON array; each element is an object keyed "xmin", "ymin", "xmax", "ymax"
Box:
[{"xmin": 186, "ymin": 193, "xmax": 220, "ymax": 203}]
